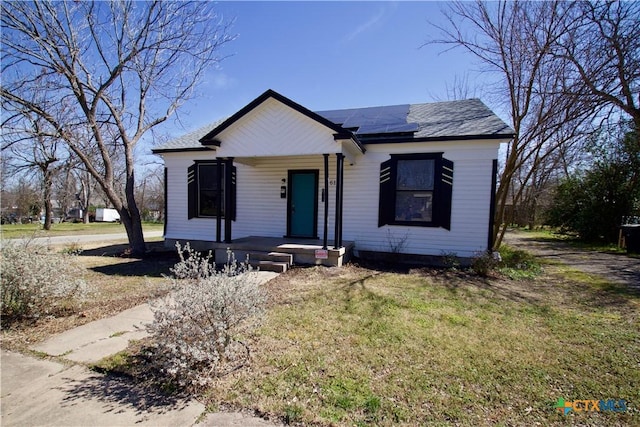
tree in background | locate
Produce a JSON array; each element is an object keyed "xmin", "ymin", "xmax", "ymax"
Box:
[
  {"xmin": 13, "ymin": 179, "xmax": 41, "ymax": 221},
  {"xmin": 135, "ymin": 165, "xmax": 165, "ymax": 222},
  {"xmin": 2, "ymin": 113, "xmax": 68, "ymax": 229},
  {"xmin": 1, "ymin": 1, "xmax": 234, "ymax": 254},
  {"xmin": 431, "ymin": 1, "xmax": 639, "ymax": 248},
  {"xmin": 553, "ymin": 1, "xmax": 640, "ymax": 136},
  {"xmin": 431, "ymin": 1, "xmax": 595, "ymax": 249},
  {"xmin": 545, "ymin": 126, "xmax": 640, "ymax": 242}
]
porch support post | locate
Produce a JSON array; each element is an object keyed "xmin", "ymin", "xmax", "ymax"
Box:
[
  {"xmin": 224, "ymin": 157, "xmax": 233, "ymax": 244},
  {"xmin": 323, "ymin": 154, "xmax": 329, "ymax": 249},
  {"xmin": 215, "ymin": 158, "xmax": 223, "ymax": 243},
  {"xmin": 338, "ymin": 153, "xmax": 344, "ymax": 248},
  {"xmin": 334, "ymin": 153, "xmax": 344, "ymax": 249}
]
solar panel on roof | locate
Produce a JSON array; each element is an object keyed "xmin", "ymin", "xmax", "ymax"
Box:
[{"xmin": 316, "ymin": 104, "xmax": 416, "ymax": 135}]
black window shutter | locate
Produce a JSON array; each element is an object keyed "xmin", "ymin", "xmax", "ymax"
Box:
[
  {"xmin": 187, "ymin": 163, "xmax": 197, "ymax": 219},
  {"xmin": 229, "ymin": 165, "xmax": 237, "ymax": 221},
  {"xmin": 163, "ymin": 167, "xmax": 168, "ymax": 235},
  {"xmin": 438, "ymin": 157, "xmax": 454, "ymax": 230},
  {"xmin": 378, "ymin": 158, "xmax": 394, "ymax": 227}
]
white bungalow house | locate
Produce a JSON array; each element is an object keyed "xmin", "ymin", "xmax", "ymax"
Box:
[{"xmin": 152, "ymin": 89, "xmax": 514, "ymax": 270}]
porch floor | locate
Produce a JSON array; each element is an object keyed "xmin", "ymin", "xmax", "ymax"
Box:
[{"xmin": 208, "ymin": 236, "xmax": 354, "ymax": 267}]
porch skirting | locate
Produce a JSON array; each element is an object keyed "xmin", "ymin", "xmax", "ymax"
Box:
[{"xmin": 164, "ymin": 236, "xmax": 353, "ymax": 267}]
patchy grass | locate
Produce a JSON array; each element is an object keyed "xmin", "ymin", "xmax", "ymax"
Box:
[
  {"xmin": 198, "ymin": 264, "xmax": 639, "ymax": 426},
  {"xmin": 0, "ymin": 221, "xmax": 163, "ymax": 239}
]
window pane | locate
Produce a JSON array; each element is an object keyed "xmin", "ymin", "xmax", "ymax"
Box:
[
  {"xmin": 198, "ymin": 164, "xmax": 219, "ymax": 191},
  {"xmin": 198, "ymin": 164, "xmax": 224, "ymax": 217},
  {"xmin": 397, "ymin": 159, "xmax": 434, "ymax": 190},
  {"xmin": 395, "ymin": 191, "xmax": 433, "ymax": 222}
]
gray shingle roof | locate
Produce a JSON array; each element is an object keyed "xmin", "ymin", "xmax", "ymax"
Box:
[
  {"xmin": 317, "ymin": 98, "xmax": 514, "ymax": 140},
  {"xmin": 153, "ymin": 96, "xmax": 513, "ymax": 153},
  {"xmin": 408, "ymin": 99, "xmax": 514, "ymax": 139},
  {"xmin": 152, "ymin": 120, "xmax": 224, "ymax": 153}
]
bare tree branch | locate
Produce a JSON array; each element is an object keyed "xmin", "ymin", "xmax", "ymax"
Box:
[{"xmin": 1, "ymin": 0, "xmax": 235, "ymax": 254}]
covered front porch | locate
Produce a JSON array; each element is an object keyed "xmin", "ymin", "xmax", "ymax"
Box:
[{"xmin": 166, "ymin": 236, "xmax": 354, "ymax": 270}]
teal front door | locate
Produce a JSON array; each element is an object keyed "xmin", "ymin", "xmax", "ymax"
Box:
[{"xmin": 288, "ymin": 170, "xmax": 318, "ymax": 238}]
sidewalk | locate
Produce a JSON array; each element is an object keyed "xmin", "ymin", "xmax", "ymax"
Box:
[{"xmin": 1, "ymin": 271, "xmax": 282, "ymax": 427}]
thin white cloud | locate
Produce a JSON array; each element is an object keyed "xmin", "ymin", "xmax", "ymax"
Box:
[
  {"xmin": 342, "ymin": 4, "xmax": 395, "ymax": 43},
  {"xmin": 209, "ymin": 72, "xmax": 237, "ymax": 90}
]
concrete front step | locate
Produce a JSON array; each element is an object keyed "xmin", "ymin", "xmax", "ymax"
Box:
[
  {"xmin": 249, "ymin": 251, "xmax": 294, "ymax": 264},
  {"xmin": 249, "ymin": 259, "xmax": 289, "ymax": 273},
  {"xmin": 248, "ymin": 251, "xmax": 293, "ymax": 273}
]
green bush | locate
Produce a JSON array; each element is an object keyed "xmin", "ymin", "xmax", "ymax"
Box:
[
  {"xmin": 545, "ymin": 128, "xmax": 640, "ymax": 242},
  {"xmin": 1, "ymin": 241, "xmax": 88, "ymax": 321},
  {"xmin": 497, "ymin": 245, "xmax": 541, "ymax": 279},
  {"xmin": 471, "ymin": 246, "xmax": 541, "ymax": 279}
]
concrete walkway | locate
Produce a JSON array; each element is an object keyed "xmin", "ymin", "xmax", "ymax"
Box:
[{"xmin": 1, "ymin": 271, "xmax": 282, "ymax": 427}]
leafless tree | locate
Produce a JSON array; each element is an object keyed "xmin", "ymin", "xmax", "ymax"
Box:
[
  {"xmin": 430, "ymin": 1, "xmax": 597, "ymax": 248},
  {"xmin": 136, "ymin": 164, "xmax": 165, "ymax": 222},
  {"xmin": 2, "ymin": 110, "xmax": 70, "ymax": 229},
  {"xmin": 553, "ymin": 1, "xmax": 640, "ymax": 134},
  {"xmin": 1, "ymin": 1, "xmax": 234, "ymax": 254}
]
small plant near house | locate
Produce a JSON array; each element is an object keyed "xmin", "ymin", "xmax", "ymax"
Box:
[
  {"xmin": 60, "ymin": 241, "xmax": 83, "ymax": 256},
  {"xmin": 497, "ymin": 245, "xmax": 542, "ymax": 279},
  {"xmin": 471, "ymin": 246, "xmax": 541, "ymax": 279},
  {"xmin": 440, "ymin": 250, "xmax": 460, "ymax": 270},
  {"xmin": 146, "ymin": 243, "xmax": 266, "ymax": 390},
  {"xmin": 385, "ymin": 229, "xmax": 410, "ymax": 254},
  {"xmin": 470, "ymin": 251, "xmax": 499, "ymax": 277},
  {"xmin": 0, "ymin": 241, "xmax": 88, "ymax": 322}
]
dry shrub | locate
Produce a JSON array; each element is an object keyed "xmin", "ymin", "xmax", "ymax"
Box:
[
  {"xmin": 146, "ymin": 243, "xmax": 265, "ymax": 390},
  {"xmin": 1, "ymin": 240, "xmax": 88, "ymax": 322}
]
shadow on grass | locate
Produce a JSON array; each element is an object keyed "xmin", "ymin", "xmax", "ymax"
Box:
[
  {"xmin": 80, "ymin": 241, "xmax": 179, "ymax": 278},
  {"xmin": 89, "ymin": 258, "xmax": 175, "ymax": 278},
  {"xmin": 515, "ymin": 231, "xmax": 632, "ymax": 255}
]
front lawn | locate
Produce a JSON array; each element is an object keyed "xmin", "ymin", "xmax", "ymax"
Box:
[
  {"xmin": 205, "ymin": 263, "xmax": 639, "ymax": 426},
  {"xmin": 3, "ymin": 243, "xmax": 637, "ymax": 426}
]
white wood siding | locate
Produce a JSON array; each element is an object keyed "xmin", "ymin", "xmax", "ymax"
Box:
[
  {"xmin": 233, "ymin": 156, "xmax": 337, "ymax": 239},
  {"xmin": 342, "ymin": 140, "xmax": 500, "ymax": 258},
  {"xmin": 215, "ymin": 98, "xmax": 341, "ymax": 158},
  {"xmin": 161, "ymin": 140, "xmax": 500, "ymax": 258},
  {"xmin": 162, "ymin": 151, "xmax": 217, "ymax": 242}
]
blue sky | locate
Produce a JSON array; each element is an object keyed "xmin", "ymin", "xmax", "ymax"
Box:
[{"xmin": 160, "ymin": 1, "xmax": 502, "ymax": 139}]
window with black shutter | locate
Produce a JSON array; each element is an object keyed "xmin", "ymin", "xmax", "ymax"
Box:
[
  {"xmin": 187, "ymin": 162, "xmax": 228, "ymax": 218},
  {"xmin": 378, "ymin": 153, "xmax": 454, "ymax": 230}
]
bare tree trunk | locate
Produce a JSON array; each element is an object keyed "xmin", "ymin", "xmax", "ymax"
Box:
[
  {"xmin": 120, "ymin": 209, "xmax": 146, "ymax": 255},
  {"xmin": 42, "ymin": 168, "xmax": 54, "ymax": 230},
  {"xmin": 122, "ymin": 167, "xmax": 146, "ymax": 254}
]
